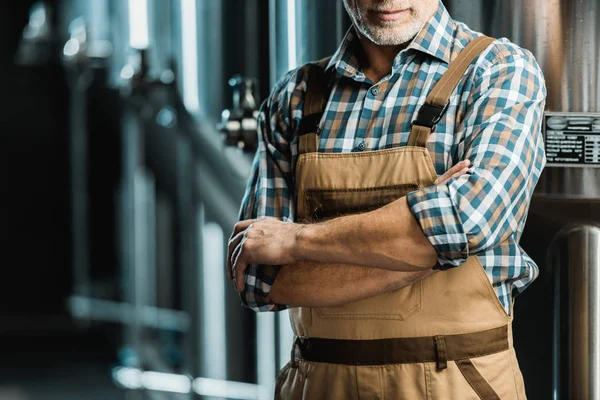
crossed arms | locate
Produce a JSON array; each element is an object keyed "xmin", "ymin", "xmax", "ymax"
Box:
[{"xmin": 229, "ymin": 45, "xmax": 547, "ymax": 312}]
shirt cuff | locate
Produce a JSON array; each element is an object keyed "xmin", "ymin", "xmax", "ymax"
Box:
[
  {"xmin": 405, "ymin": 184, "xmax": 469, "ymax": 270},
  {"xmin": 239, "ymin": 264, "xmax": 288, "ymax": 312}
]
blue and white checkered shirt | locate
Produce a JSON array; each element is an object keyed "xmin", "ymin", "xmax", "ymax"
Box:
[{"xmin": 238, "ymin": 1, "xmax": 547, "ymax": 314}]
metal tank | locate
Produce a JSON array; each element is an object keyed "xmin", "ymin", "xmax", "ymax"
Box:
[
  {"xmin": 550, "ymin": 226, "xmax": 600, "ymax": 400},
  {"xmin": 445, "ymin": 0, "xmax": 600, "ymax": 398}
]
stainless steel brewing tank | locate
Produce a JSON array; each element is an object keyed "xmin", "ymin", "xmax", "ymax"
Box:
[
  {"xmin": 550, "ymin": 225, "xmax": 600, "ymax": 400},
  {"xmin": 488, "ymin": 0, "xmax": 600, "ymax": 197},
  {"xmin": 444, "ymin": 0, "xmax": 600, "ymax": 398}
]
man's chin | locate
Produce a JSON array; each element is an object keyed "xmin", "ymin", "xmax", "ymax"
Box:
[
  {"xmin": 367, "ymin": 18, "xmax": 405, "ymax": 29},
  {"xmin": 363, "ymin": 30, "xmax": 411, "ymax": 46}
]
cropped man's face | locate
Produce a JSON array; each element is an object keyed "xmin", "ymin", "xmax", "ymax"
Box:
[{"xmin": 343, "ymin": 0, "xmax": 438, "ymax": 46}]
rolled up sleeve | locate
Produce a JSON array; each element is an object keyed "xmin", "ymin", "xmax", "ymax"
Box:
[
  {"xmin": 406, "ymin": 46, "xmax": 547, "ymax": 269},
  {"xmin": 237, "ymin": 69, "xmax": 305, "ymax": 311}
]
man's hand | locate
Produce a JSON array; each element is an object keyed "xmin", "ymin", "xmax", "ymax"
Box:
[
  {"xmin": 227, "ymin": 159, "xmax": 471, "ymax": 292},
  {"xmin": 227, "ymin": 217, "xmax": 305, "ymax": 291},
  {"xmin": 434, "ymin": 159, "xmax": 471, "ymax": 185}
]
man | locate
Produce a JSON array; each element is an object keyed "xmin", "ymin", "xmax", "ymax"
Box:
[{"xmin": 228, "ymin": 0, "xmax": 546, "ymax": 398}]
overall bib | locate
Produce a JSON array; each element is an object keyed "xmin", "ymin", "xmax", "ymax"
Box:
[{"xmin": 275, "ymin": 37, "xmax": 527, "ymax": 399}]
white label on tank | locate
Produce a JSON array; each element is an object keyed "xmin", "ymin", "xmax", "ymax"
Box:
[{"xmin": 543, "ymin": 112, "xmax": 600, "ymax": 166}]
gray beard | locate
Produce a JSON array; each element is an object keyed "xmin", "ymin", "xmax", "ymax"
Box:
[{"xmin": 344, "ymin": 1, "xmax": 428, "ymax": 46}]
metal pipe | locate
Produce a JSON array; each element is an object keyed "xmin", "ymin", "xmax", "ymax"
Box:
[
  {"xmin": 65, "ymin": 56, "xmax": 92, "ymax": 301},
  {"xmin": 201, "ymin": 223, "xmax": 227, "ymax": 381},
  {"xmin": 62, "ymin": 15, "xmax": 99, "ymax": 319},
  {"xmin": 269, "ymin": 0, "xmax": 350, "ymax": 85},
  {"xmin": 550, "ymin": 225, "xmax": 600, "ymax": 400},
  {"xmin": 444, "ymin": 0, "xmax": 483, "ymax": 32},
  {"xmin": 134, "ymin": 169, "xmax": 157, "ymax": 334},
  {"xmin": 156, "ymin": 194, "xmax": 175, "ymax": 310},
  {"xmin": 112, "ymin": 367, "xmax": 265, "ymax": 399},
  {"xmin": 107, "ymin": 0, "xmax": 130, "ymax": 87},
  {"xmin": 68, "ymin": 295, "xmax": 190, "ymax": 332},
  {"xmin": 176, "ymin": 133, "xmax": 202, "ymax": 384},
  {"xmin": 243, "ymin": 0, "xmax": 260, "ymax": 81},
  {"xmin": 196, "ymin": 0, "xmax": 224, "ymax": 121},
  {"xmin": 147, "ymin": 0, "xmax": 173, "ymax": 76},
  {"xmin": 119, "ymin": 104, "xmax": 145, "ymax": 367}
]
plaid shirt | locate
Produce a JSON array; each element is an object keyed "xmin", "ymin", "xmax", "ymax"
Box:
[{"xmin": 238, "ymin": 1, "xmax": 546, "ymax": 314}]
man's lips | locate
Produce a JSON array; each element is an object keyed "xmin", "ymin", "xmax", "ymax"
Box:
[{"xmin": 372, "ymin": 8, "xmax": 410, "ymax": 21}]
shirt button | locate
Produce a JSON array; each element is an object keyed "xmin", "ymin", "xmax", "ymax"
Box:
[
  {"xmin": 370, "ymin": 87, "xmax": 379, "ymax": 96},
  {"xmin": 357, "ymin": 141, "xmax": 366, "ymax": 151}
]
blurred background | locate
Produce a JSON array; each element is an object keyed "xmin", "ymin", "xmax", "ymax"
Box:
[{"xmin": 0, "ymin": 0, "xmax": 599, "ymax": 399}]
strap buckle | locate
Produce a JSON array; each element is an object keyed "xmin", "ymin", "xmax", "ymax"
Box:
[
  {"xmin": 290, "ymin": 336, "xmax": 300, "ymax": 368},
  {"xmin": 412, "ymin": 102, "xmax": 449, "ymax": 131}
]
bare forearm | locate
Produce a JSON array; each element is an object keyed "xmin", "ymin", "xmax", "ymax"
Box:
[
  {"xmin": 294, "ymin": 197, "xmax": 437, "ymax": 271},
  {"xmin": 270, "ymin": 259, "xmax": 434, "ymax": 308}
]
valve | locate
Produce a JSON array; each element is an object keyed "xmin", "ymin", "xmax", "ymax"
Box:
[{"xmin": 218, "ymin": 75, "xmax": 260, "ymax": 153}]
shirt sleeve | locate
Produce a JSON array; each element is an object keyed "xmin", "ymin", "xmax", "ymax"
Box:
[
  {"xmin": 237, "ymin": 69, "xmax": 304, "ymax": 312},
  {"xmin": 406, "ymin": 43, "xmax": 547, "ymax": 269}
]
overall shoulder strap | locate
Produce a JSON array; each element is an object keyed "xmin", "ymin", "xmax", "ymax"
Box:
[
  {"xmin": 407, "ymin": 36, "xmax": 496, "ymax": 147},
  {"xmin": 298, "ymin": 56, "xmax": 333, "ymax": 155}
]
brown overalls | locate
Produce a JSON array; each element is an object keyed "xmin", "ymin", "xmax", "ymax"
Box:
[{"xmin": 275, "ymin": 37, "xmax": 527, "ymax": 399}]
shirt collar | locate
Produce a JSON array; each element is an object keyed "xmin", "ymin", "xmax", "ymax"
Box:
[
  {"xmin": 408, "ymin": 1, "xmax": 455, "ymax": 64},
  {"xmin": 326, "ymin": 0, "xmax": 455, "ymax": 78},
  {"xmin": 326, "ymin": 29, "xmax": 362, "ymax": 78}
]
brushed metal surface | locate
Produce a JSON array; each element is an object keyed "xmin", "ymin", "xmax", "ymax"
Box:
[
  {"xmin": 489, "ymin": 0, "xmax": 599, "ymax": 113},
  {"xmin": 268, "ymin": 0, "xmax": 350, "ymax": 86},
  {"xmin": 446, "ymin": 0, "xmax": 600, "ymax": 196},
  {"xmin": 536, "ymin": 167, "xmax": 600, "ymax": 199},
  {"xmin": 442, "ymin": 1, "xmax": 600, "ymax": 398},
  {"xmin": 551, "ymin": 225, "xmax": 600, "ymax": 400},
  {"xmin": 486, "ymin": 0, "xmax": 600, "ymax": 198},
  {"xmin": 489, "ymin": 1, "xmax": 600, "ymax": 394}
]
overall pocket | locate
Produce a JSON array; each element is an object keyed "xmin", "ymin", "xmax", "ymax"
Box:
[
  {"xmin": 304, "ymin": 184, "xmax": 419, "ymax": 221},
  {"xmin": 304, "ymin": 184, "xmax": 422, "ymax": 321}
]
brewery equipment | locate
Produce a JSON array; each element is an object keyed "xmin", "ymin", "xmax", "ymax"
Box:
[{"xmin": 443, "ymin": 1, "xmax": 600, "ymax": 398}]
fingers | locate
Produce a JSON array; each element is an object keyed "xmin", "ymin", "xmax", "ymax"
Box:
[
  {"xmin": 226, "ymin": 239, "xmax": 233, "ymax": 280},
  {"xmin": 235, "ymin": 261, "xmax": 247, "ymax": 292},
  {"xmin": 226, "ymin": 235, "xmax": 236, "ymax": 280},
  {"xmin": 227, "ymin": 219, "xmax": 257, "ymax": 280},
  {"xmin": 227, "ymin": 229, "xmax": 248, "ymax": 280},
  {"xmin": 226, "ymin": 217, "xmax": 269, "ymax": 289},
  {"xmin": 450, "ymin": 168, "xmax": 470, "ymax": 181},
  {"xmin": 437, "ymin": 159, "xmax": 470, "ymax": 184},
  {"xmin": 232, "ymin": 240, "xmax": 248, "ymax": 292},
  {"xmin": 434, "ymin": 159, "xmax": 471, "ymax": 185},
  {"xmin": 233, "ymin": 219, "xmax": 255, "ymax": 236}
]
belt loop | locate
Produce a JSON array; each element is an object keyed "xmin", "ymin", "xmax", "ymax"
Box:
[
  {"xmin": 434, "ymin": 335, "xmax": 448, "ymax": 370},
  {"xmin": 290, "ymin": 337, "xmax": 299, "ymax": 368}
]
